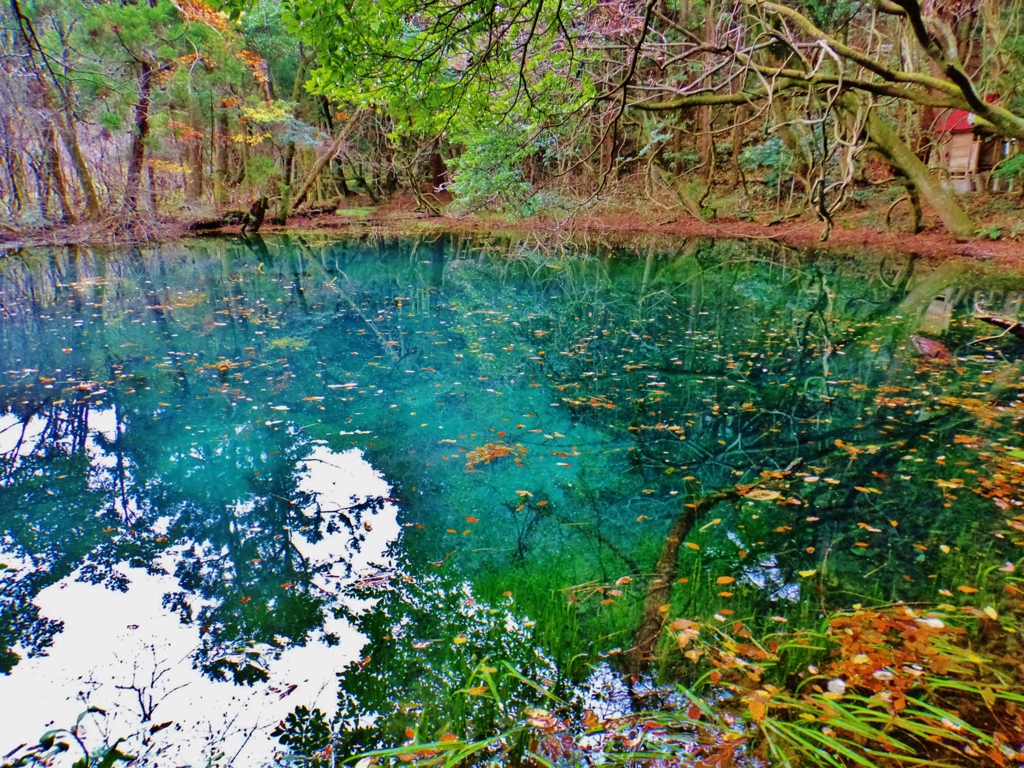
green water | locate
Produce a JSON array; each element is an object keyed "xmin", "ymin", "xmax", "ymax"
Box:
[{"xmin": 2, "ymin": 235, "xmax": 1024, "ymax": 764}]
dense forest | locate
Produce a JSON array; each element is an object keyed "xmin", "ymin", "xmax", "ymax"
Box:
[{"xmin": 2, "ymin": 0, "xmax": 1024, "ymax": 240}]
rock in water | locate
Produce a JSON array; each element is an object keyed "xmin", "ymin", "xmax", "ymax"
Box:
[{"xmin": 910, "ymin": 334, "xmax": 952, "ymax": 361}]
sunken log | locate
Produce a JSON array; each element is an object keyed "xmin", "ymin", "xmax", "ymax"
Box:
[{"xmin": 975, "ymin": 313, "xmax": 1024, "ymax": 341}]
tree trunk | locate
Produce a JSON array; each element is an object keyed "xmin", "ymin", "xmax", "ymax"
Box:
[
  {"xmin": 771, "ymin": 96, "xmax": 811, "ymax": 193},
  {"xmin": 187, "ymin": 139, "xmax": 203, "ymax": 202},
  {"xmin": 43, "ymin": 87, "xmax": 102, "ymax": 223},
  {"xmin": 123, "ymin": 60, "xmax": 153, "ymax": 213},
  {"xmin": 10, "ymin": 0, "xmax": 99, "ymax": 221},
  {"xmin": 213, "ymin": 109, "xmax": 229, "ymax": 206},
  {"xmin": 839, "ymin": 93, "xmax": 976, "ymax": 240},
  {"xmin": 148, "ymin": 164, "xmax": 158, "ymax": 213},
  {"xmin": 289, "ymin": 112, "xmax": 360, "ymax": 214},
  {"xmin": 3, "ymin": 124, "xmax": 27, "ymax": 214},
  {"xmin": 185, "ymin": 108, "xmax": 203, "ymax": 204},
  {"xmin": 333, "ymin": 161, "xmax": 351, "ymax": 197},
  {"xmin": 697, "ymin": 0, "xmax": 716, "ymax": 179},
  {"xmin": 43, "ymin": 119, "xmax": 75, "ymax": 224},
  {"xmin": 729, "ymin": 105, "xmax": 747, "ymax": 189},
  {"xmin": 234, "ymin": 118, "xmax": 249, "ymax": 189},
  {"xmin": 277, "ymin": 53, "xmax": 308, "ymax": 221}
]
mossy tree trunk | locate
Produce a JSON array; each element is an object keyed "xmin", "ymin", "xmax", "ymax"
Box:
[
  {"xmin": 839, "ymin": 93, "xmax": 976, "ymax": 240},
  {"xmin": 122, "ymin": 60, "xmax": 153, "ymax": 213},
  {"xmin": 213, "ymin": 109, "xmax": 230, "ymax": 207}
]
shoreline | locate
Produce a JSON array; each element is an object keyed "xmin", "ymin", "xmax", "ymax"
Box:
[{"xmin": 4, "ymin": 204, "xmax": 1024, "ymax": 266}]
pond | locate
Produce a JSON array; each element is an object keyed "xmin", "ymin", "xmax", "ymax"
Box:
[{"xmin": 2, "ymin": 235, "xmax": 1024, "ymax": 767}]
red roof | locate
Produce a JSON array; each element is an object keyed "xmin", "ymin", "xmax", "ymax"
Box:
[
  {"xmin": 936, "ymin": 95, "xmax": 1000, "ymax": 133},
  {"xmin": 937, "ymin": 109, "xmax": 973, "ymax": 133}
]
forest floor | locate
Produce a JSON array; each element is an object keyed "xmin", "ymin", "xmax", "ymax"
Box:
[{"xmin": 4, "ymin": 189, "xmax": 1024, "ymax": 266}]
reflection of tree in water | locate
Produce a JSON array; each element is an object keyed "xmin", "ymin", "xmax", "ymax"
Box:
[
  {"xmin": 389, "ymin": 242, "xmax": 1023, "ymax": 656},
  {"xmin": 4, "ymin": 237, "xmax": 1024, "ymax": 759},
  {"xmin": 327, "ymin": 564, "xmax": 565, "ymax": 757},
  {"xmin": 0, "ymin": 243, "xmax": 394, "ymax": 681}
]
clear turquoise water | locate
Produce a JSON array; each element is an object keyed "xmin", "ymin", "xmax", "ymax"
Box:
[{"xmin": 1, "ymin": 235, "xmax": 1022, "ymax": 764}]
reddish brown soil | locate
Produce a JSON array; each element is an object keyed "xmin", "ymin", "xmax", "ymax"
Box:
[
  {"xmin": 4, "ymin": 192, "xmax": 1024, "ymax": 267},
  {"xmin": 284, "ymin": 206, "xmax": 1024, "ymax": 268}
]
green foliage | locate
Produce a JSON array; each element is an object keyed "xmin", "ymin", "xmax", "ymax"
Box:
[
  {"xmin": 3, "ymin": 710, "xmax": 135, "ymax": 768},
  {"xmin": 287, "ymin": 0, "xmax": 596, "ymax": 138},
  {"xmin": 993, "ymin": 152, "xmax": 1024, "ymax": 181},
  {"xmin": 327, "ymin": 566, "xmax": 566, "ymax": 756},
  {"xmin": 739, "ymin": 135, "xmax": 791, "ymax": 186},
  {"xmin": 447, "ymin": 123, "xmax": 539, "ymax": 217},
  {"xmin": 271, "ymin": 706, "xmax": 332, "ymax": 757},
  {"xmin": 247, "ymin": 154, "xmax": 281, "ymax": 190}
]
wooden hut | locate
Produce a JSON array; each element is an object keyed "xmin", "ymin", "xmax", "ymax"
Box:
[{"xmin": 930, "ymin": 105, "xmax": 1014, "ymax": 193}]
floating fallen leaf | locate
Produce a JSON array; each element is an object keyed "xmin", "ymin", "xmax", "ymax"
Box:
[
  {"xmin": 745, "ymin": 489, "xmax": 781, "ymax": 501},
  {"xmin": 747, "ymin": 690, "xmax": 770, "ymax": 721},
  {"xmin": 827, "ymin": 679, "xmax": 846, "ymax": 695}
]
